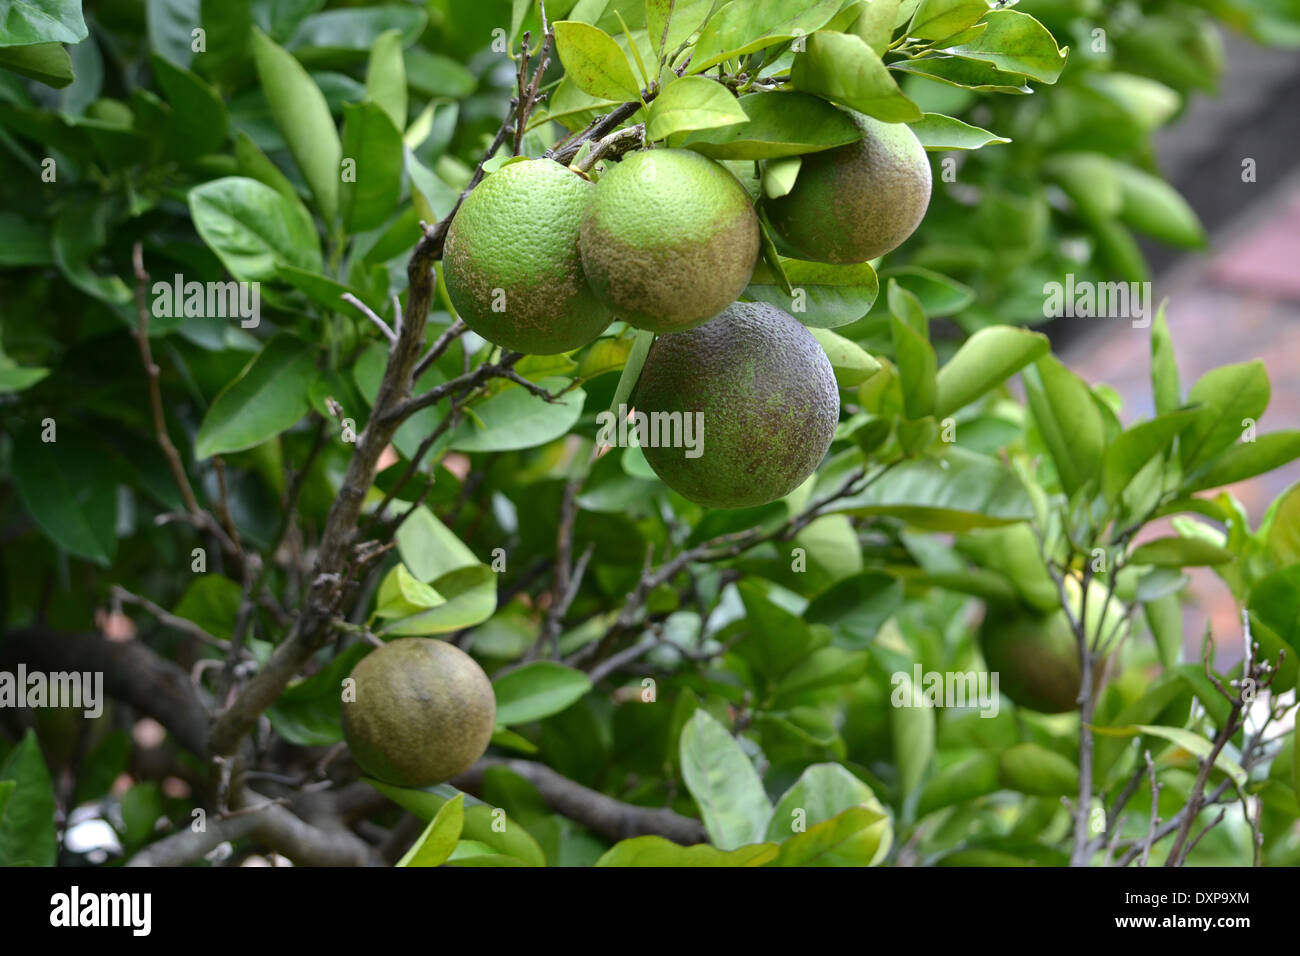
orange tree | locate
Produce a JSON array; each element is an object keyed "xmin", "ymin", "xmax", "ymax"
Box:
[{"xmin": 0, "ymin": 0, "xmax": 1298, "ymax": 867}]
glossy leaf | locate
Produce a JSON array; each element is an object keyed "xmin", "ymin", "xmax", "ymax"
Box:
[
  {"xmin": 908, "ymin": 111, "xmax": 1010, "ymax": 150},
  {"xmin": 251, "ymin": 27, "xmax": 341, "ymax": 221},
  {"xmin": 194, "ymin": 335, "xmax": 318, "ymax": 458},
  {"xmin": 596, "ymin": 836, "xmax": 777, "ymax": 866},
  {"xmin": 553, "ymin": 21, "xmax": 642, "ymax": 101},
  {"xmin": 933, "ymin": 325, "xmax": 1048, "ymax": 418},
  {"xmin": 747, "ymin": 258, "xmax": 879, "ymax": 328},
  {"xmin": 792, "ymin": 31, "xmax": 922, "ymax": 123},
  {"xmin": 493, "ymin": 662, "xmax": 593, "ymax": 726},
  {"xmin": 189, "ymin": 176, "xmax": 323, "ymax": 282},
  {"xmin": 397, "ymin": 793, "xmax": 464, "ymax": 867},
  {"xmin": 647, "ymin": 75, "xmax": 747, "ymax": 140},
  {"xmin": 679, "ymin": 709, "xmax": 771, "ymax": 850}
]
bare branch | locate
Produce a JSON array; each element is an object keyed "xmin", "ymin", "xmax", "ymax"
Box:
[{"xmin": 342, "ymin": 292, "xmax": 397, "ymax": 345}]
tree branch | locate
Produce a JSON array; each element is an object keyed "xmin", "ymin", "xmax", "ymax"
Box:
[{"xmin": 453, "ymin": 758, "xmax": 707, "ymax": 845}]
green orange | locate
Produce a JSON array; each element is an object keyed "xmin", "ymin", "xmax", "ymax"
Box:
[
  {"xmin": 580, "ymin": 149, "xmax": 760, "ymax": 333},
  {"xmin": 443, "ymin": 159, "xmax": 612, "ymax": 355},
  {"xmin": 341, "ymin": 638, "xmax": 496, "ymax": 787},
  {"xmin": 632, "ymin": 301, "xmax": 839, "ymax": 509},
  {"xmin": 765, "ymin": 111, "xmax": 931, "ymax": 264}
]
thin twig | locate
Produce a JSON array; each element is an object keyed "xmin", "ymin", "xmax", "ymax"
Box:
[{"xmin": 342, "ymin": 293, "xmax": 397, "ymax": 345}]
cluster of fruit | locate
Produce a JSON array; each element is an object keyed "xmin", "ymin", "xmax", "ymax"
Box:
[{"xmin": 442, "ymin": 110, "xmax": 933, "ymax": 511}]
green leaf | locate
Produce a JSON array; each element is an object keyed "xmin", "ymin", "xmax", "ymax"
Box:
[
  {"xmin": 251, "ymin": 26, "xmax": 341, "ymax": 222},
  {"xmin": 908, "ymin": 111, "xmax": 1009, "ymax": 150},
  {"xmin": 151, "ymin": 54, "xmax": 228, "ymax": 155},
  {"xmin": 1150, "ymin": 302, "xmax": 1180, "ymax": 416},
  {"xmin": 769, "ymin": 806, "xmax": 891, "ymax": 866},
  {"xmin": 933, "ymin": 325, "xmax": 1048, "ymax": 418},
  {"xmin": 449, "ymin": 378, "xmax": 585, "ymax": 453},
  {"xmin": 765, "ymin": 763, "xmax": 889, "ymax": 855},
  {"xmin": 0, "ymin": 361, "xmax": 49, "ymax": 393},
  {"xmin": 909, "ymin": 0, "xmax": 988, "ymax": 42},
  {"xmin": 365, "ymin": 780, "xmax": 545, "ymax": 866},
  {"xmin": 1112, "ymin": 162, "xmax": 1205, "ymax": 248},
  {"xmin": 374, "ymin": 564, "xmax": 446, "ymax": 618},
  {"xmin": 679, "ymin": 709, "xmax": 771, "ymax": 850},
  {"xmin": 1023, "ymin": 355, "xmax": 1105, "ymax": 497},
  {"xmin": 1185, "ymin": 432, "xmax": 1300, "ymax": 493},
  {"xmin": 646, "ymin": 75, "xmax": 747, "ymax": 140},
  {"xmin": 688, "ymin": 0, "xmax": 843, "ymax": 74},
  {"xmin": 1044, "ymin": 151, "xmax": 1122, "ymax": 223},
  {"xmin": 395, "ymin": 504, "xmax": 481, "ymax": 583},
  {"xmin": 365, "ymin": 28, "xmax": 407, "ymax": 130},
  {"xmin": 808, "ymin": 326, "xmax": 880, "ymax": 387},
  {"xmin": 805, "ymin": 571, "xmax": 902, "ymax": 647},
  {"xmin": 493, "ymin": 662, "xmax": 593, "ymax": 726},
  {"xmin": 189, "ymin": 176, "xmax": 323, "ymax": 282},
  {"xmin": 0, "ymin": 0, "xmax": 88, "ymax": 46},
  {"xmin": 1179, "ymin": 361, "xmax": 1270, "ymax": 472},
  {"xmin": 234, "ymin": 129, "xmax": 301, "ymax": 202},
  {"xmin": 12, "ymin": 428, "xmax": 116, "ymax": 565},
  {"xmin": 847, "ymin": 0, "xmax": 899, "ymax": 53},
  {"xmin": 891, "ymin": 671, "xmax": 935, "ymax": 798},
  {"xmin": 917, "ymin": 752, "xmax": 1000, "ymax": 817},
  {"xmin": 949, "ymin": 10, "xmax": 1067, "ymax": 84},
  {"xmin": 1101, "ymin": 408, "xmax": 1200, "ymax": 504},
  {"xmin": 0, "ymin": 212, "xmax": 51, "ymax": 266},
  {"xmin": 879, "ymin": 265, "xmax": 975, "ymax": 317},
  {"xmin": 194, "ymin": 335, "xmax": 317, "ymax": 458},
  {"xmin": 287, "ymin": 5, "xmax": 428, "ymax": 61},
  {"xmin": 397, "ymin": 793, "xmax": 464, "ymax": 867},
  {"xmin": 681, "ymin": 90, "xmax": 859, "ymax": 160},
  {"xmin": 890, "ymin": 313, "xmax": 936, "ymax": 419},
  {"xmin": 268, "ymin": 643, "xmax": 370, "ymax": 746},
  {"xmin": 0, "ymin": 41, "xmax": 73, "ymax": 87},
  {"xmin": 340, "ymin": 100, "xmax": 404, "ymax": 232},
  {"xmin": 404, "ymin": 47, "xmax": 475, "ymax": 99},
  {"xmin": 792, "ymin": 31, "xmax": 923, "ymax": 123},
  {"xmin": 553, "ymin": 20, "xmax": 642, "ymax": 101},
  {"xmin": 746, "ymin": 258, "xmax": 879, "ymax": 328},
  {"xmin": 275, "ymin": 264, "xmax": 366, "ymax": 316},
  {"xmin": 890, "ymin": 55, "xmax": 1031, "ymax": 94},
  {"xmin": 173, "ymin": 574, "xmax": 243, "ymax": 640},
  {"xmin": 777, "ymin": 647, "xmax": 870, "ymax": 698},
  {"xmin": 1129, "ymin": 536, "xmax": 1235, "ymax": 567},
  {"xmin": 1092, "ymin": 725, "xmax": 1247, "ymax": 790},
  {"xmin": 997, "ymin": 743, "xmax": 1078, "ymax": 797},
  {"xmin": 52, "ymin": 202, "xmax": 130, "ymax": 306},
  {"xmin": 1266, "ymin": 484, "xmax": 1300, "ymax": 568},
  {"xmin": 1145, "ymin": 592, "xmax": 1184, "ymax": 669},
  {"xmin": 833, "ymin": 446, "xmax": 1035, "ymax": 530},
  {"xmin": 379, "ymin": 564, "xmax": 498, "ymax": 636},
  {"xmin": 596, "ymin": 836, "xmax": 777, "ymax": 866},
  {"xmin": 0, "ymin": 731, "xmax": 56, "ymax": 867},
  {"xmin": 1248, "ymin": 564, "xmax": 1300, "ymax": 655}
]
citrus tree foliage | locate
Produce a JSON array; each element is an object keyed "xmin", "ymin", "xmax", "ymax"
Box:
[{"xmin": 1, "ymin": 0, "xmax": 1299, "ymax": 868}]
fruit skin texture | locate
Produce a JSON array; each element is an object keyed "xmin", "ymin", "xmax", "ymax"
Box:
[
  {"xmin": 443, "ymin": 159, "xmax": 612, "ymax": 355},
  {"xmin": 341, "ymin": 637, "xmax": 496, "ymax": 787},
  {"xmin": 632, "ymin": 301, "xmax": 839, "ymax": 509},
  {"xmin": 765, "ymin": 111, "xmax": 931, "ymax": 264},
  {"xmin": 978, "ymin": 578, "xmax": 1127, "ymax": 714},
  {"xmin": 580, "ymin": 149, "xmax": 760, "ymax": 334}
]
